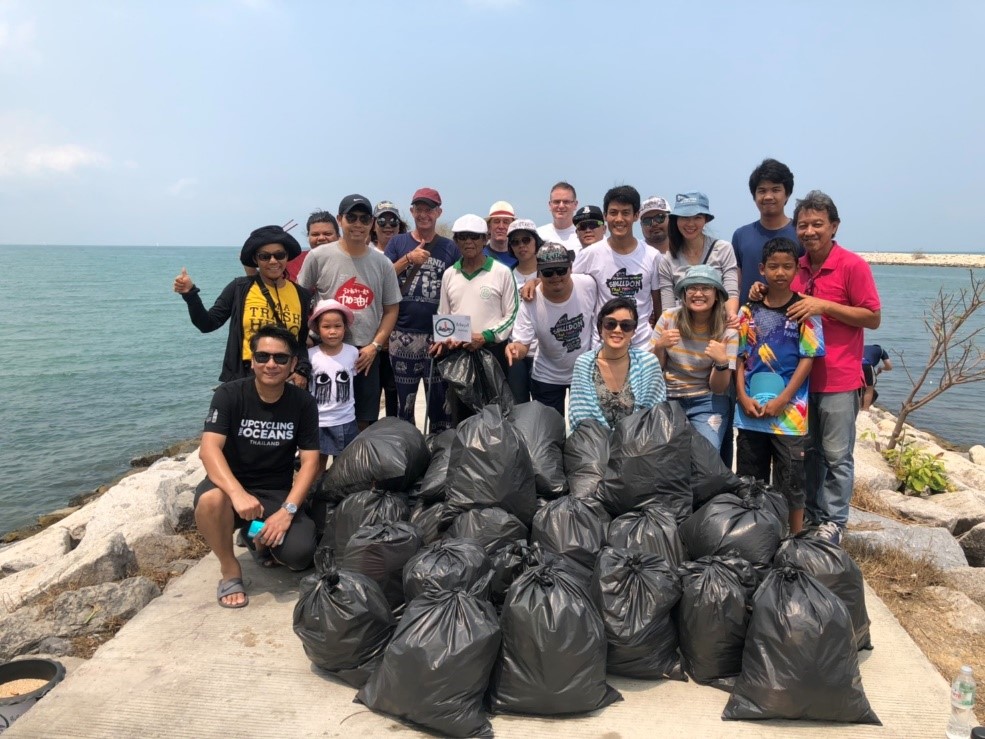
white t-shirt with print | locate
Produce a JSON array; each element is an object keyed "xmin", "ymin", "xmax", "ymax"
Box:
[
  {"xmin": 307, "ymin": 344, "xmax": 358, "ymax": 427},
  {"xmin": 537, "ymin": 223, "xmax": 581, "ymax": 256}
]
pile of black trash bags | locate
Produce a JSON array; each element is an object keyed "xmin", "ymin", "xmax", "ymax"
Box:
[{"xmin": 293, "ymin": 352, "xmax": 880, "ymax": 737}]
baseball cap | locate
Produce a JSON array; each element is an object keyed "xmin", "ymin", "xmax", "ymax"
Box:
[
  {"xmin": 338, "ymin": 194, "xmax": 373, "ymax": 215},
  {"xmin": 487, "ymin": 200, "xmax": 516, "ymax": 220},
  {"xmin": 536, "ymin": 242, "xmax": 574, "ymax": 268},
  {"xmin": 451, "ymin": 214, "xmax": 488, "ymax": 235},
  {"xmin": 373, "ymin": 200, "xmax": 400, "ymax": 218},
  {"xmin": 572, "ymin": 205, "xmax": 604, "ymax": 224},
  {"xmin": 640, "ymin": 196, "xmax": 671, "ymax": 216},
  {"xmin": 411, "ymin": 187, "xmax": 442, "ymax": 207}
]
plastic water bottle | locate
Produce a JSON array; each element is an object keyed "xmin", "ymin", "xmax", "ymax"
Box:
[{"xmin": 947, "ymin": 665, "xmax": 977, "ymax": 739}]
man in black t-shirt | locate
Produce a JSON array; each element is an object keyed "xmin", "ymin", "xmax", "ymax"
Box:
[{"xmin": 194, "ymin": 325, "xmax": 321, "ymax": 608}]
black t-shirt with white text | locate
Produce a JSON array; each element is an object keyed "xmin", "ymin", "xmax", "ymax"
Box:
[{"xmin": 203, "ymin": 378, "xmax": 319, "ymax": 491}]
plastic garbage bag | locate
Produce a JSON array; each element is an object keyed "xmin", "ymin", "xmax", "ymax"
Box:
[
  {"xmin": 690, "ymin": 428, "xmax": 742, "ymax": 509},
  {"xmin": 357, "ymin": 578, "xmax": 501, "ymax": 738},
  {"xmin": 679, "ymin": 492, "xmax": 783, "ymax": 566},
  {"xmin": 418, "ymin": 429, "xmax": 456, "ymax": 503},
  {"xmin": 563, "ymin": 418, "xmax": 611, "ymax": 499},
  {"xmin": 530, "ymin": 496, "xmax": 609, "ymax": 578},
  {"xmin": 342, "ymin": 521, "xmax": 423, "ymax": 609},
  {"xmin": 445, "ymin": 508, "xmax": 528, "ymax": 556},
  {"xmin": 446, "ymin": 405, "xmax": 537, "ymax": 524},
  {"xmin": 590, "ymin": 546, "xmax": 684, "ymax": 680},
  {"xmin": 403, "ymin": 538, "xmax": 492, "ymax": 602},
  {"xmin": 735, "ymin": 477, "xmax": 790, "ymax": 533},
  {"xmin": 489, "ymin": 541, "xmax": 559, "ymax": 606},
  {"xmin": 596, "ymin": 403, "xmax": 692, "ymax": 520},
  {"xmin": 333, "ymin": 489, "xmax": 409, "ymax": 555},
  {"xmin": 677, "ymin": 553, "xmax": 760, "ymax": 684},
  {"xmin": 318, "ymin": 418, "xmax": 430, "ymax": 502},
  {"xmin": 606, "ymin": 504, "xmax": 687, "ymax": 568},
  {"xmin": 489, "ymin": 560, "xmax": 622, "ymax": 716},
  {"xmin": 438, "ymin": 346, "xmax": 514, "ymax": 417},
  {"xmin": 409, "ymin": 500, "xmax": 457, "ymax": 545},
  {"xmin": 292, "ymin": 548, "xmax": 397, "ymax": 688},
  {"xmin": 723, "ymin": 565, "xmax": 880, "ymax": 724},
  {"xmin": 773, "ymin": 533, "xmax": 872, "ymax": 650},
  {"xmin": 511, "ymin": 401, "xmax": 568, "ymax": 498}
]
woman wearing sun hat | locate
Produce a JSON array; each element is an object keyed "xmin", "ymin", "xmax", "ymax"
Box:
[
  {"xmin": 651, "ymin": 264, "xmax": 738, "ymax": 449},
  {"xmin": 173, "ymin": 225, "xmax": 313, "ymax": 384}
]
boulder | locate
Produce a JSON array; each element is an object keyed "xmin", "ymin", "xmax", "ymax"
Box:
[
  {"xmin": 853, "ymin": 445, "xmax": 900, "ymax": 492},
  {"xmin": 943, "ymin": 567, "xmax": 985, "ymax": 610},
  {"xmin": 161, "ymin": 477, "xmax": 197, "ymax": 532},
  {"xmin": 847, "ymin": 509, "xmax": 969, "ymax": 570},
  {"xmin": 940, "ymin": 451, "xmax": 985, "ymax": 491},
  {"xmin": 928, "ymin": 490, "xmax": 985, "ymax": 536},
  {"xmin": 866, "ymin": 489, "xmax": 960, "ymax": 531},
  {"xmin": 970, "ymin": 445, "xmax": 985, "ymax": 467},
  {"xmin": 79, "ymin": 470, "xmax": 171, "ymax": 543},
  {"xmin": 923, "ymin": 586, "xmax": 985, "ymax": 635},
  {"xmin": 0, "ymin": 525, "xmax": 73, "ymax": 575},
  {"xmin": 958, "ymin": 523, "xmax": 985, "ymax": 567},
  {"xmin": 122, "ymin": 515, "xmax": 197, "ymax": 571},
  {"xmin": 37, "ymin": 506, "xmax": 82, "ymax": 528}
]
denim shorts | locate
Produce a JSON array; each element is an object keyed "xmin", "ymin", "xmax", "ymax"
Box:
[{"xmin": 319, "ymin": 420, "xmax": 359, "ymax": 456}]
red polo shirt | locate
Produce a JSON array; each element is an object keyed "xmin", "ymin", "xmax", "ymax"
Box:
[{"xmin": 791, "ymin": 242, "xmax": 880, "ymax": 393}]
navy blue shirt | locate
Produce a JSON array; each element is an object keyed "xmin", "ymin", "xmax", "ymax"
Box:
[
  {"xmin": 731, "ymin": 220, "xmax": 802, "ymax": 305},
  {"xmin": 385, "ymin": 233, "xmax": 460, "ymax": 333},
  {"xmin": 484, "ymin": 244, "xmax": 518, "ymax": 269},
  {"xmin": 863, "ymin": 344, "xmax": 889, "ymax": 367}
]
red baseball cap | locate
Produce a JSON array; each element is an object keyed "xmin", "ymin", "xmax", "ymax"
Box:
[{"xmin": 411, "ymin": 187, "xmax": 442, "ymax": 207}]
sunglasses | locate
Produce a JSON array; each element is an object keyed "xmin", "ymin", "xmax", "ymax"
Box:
[
  {"xmin": 641, "ymin": 214, "xmax": 667, "ymax": 226},
  {"xmin": 376, "ymin": 216, "xmax": 399, "ymax": 228},
  {"xmin": 601, "ymin": 318, "xmax": 638, "ymax": 332},
  {"xmin": 539, "ymin": 266, "xmax": 569, "ymax": 278},
  {"xmin": 256, "ymin": 251, "xmax": 288, "ymax": 262},
  {"xmin": 576, "ymin": 220, "xmax": 603, "ymax": 231},
  {"xmin": 343, "ymin": 212, "xmax": 373, "ymax": 225},
  {"xmin": 454, "ymin": 232, "xmax": 485, "ymax": 243},
  {"xmin": 253, "ymin": 351, "xmax": 292, "ymax": 365},
  {"xmin": 508, "ymin": 235, "xmax": 534, "ymax": 248}
]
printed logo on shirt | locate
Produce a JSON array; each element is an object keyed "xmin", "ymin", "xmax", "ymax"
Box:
[
  {"xmin": 479, "ymin": 286, "xmax": 493, "ymax": 300},
  {"xmin": 335, "ymin": 370, "xmax": 351, "ymax": 402},
  {"xmin": 313, "ymin": 372, "xmax": 332, "ymax": 406},
  {"xmin": 550, "ymin": 313, "xmax": 585, "ymax": 353},
  {"xmin": 236, "ymin": 419, "xmax": 295, "ymax": 446},
  {"xmin": 335, "ymin": 276, "xmax": 374, "ymax": 311},
  {"xmin": 205, "ymin": 407, "xmax": 218, "ymax": 424},
  {"xmin": 605, "ymin": 268, "xmax": 643, "ymax": 297}
]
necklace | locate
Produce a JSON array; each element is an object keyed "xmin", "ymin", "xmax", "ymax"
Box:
[{"xmin": 600, "ymin": 351, "xmax": 629, "ymax": 362}]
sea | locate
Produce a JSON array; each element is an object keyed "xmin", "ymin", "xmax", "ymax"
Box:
[{"xmin": 1, "ymin": 245, "xmax": 983, "ymax": 537}]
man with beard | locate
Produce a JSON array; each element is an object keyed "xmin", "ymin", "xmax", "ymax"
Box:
[{"xmin": 639, "ymin": 196, "xmax": 671, "ymax": 255}]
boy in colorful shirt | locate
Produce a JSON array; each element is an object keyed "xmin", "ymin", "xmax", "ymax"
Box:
[{"xmin": 735, "ymin": 237, "xmax": 824, "ymax": 534}]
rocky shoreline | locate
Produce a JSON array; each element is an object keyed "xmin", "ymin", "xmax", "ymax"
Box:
[{"xmin": 855, "ymin": 251, "xmax": 985, "ymax": 268}]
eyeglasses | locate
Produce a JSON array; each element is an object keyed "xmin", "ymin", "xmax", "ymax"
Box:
[
  {"xmin": 253, "ymin": 351, "xmax": 292, "ymax": 365},
  {"xmin": 411, "ymin": 204, "xmax": 436, "ymax": 215},
  {"xmin": 641, "ymin": 214, "xmax": 667, "ymax": 226},
  {"xmin": 508, "ymin": 235, "xmax": 534, "ymax": 248},
  {"xmin": 685, "ymin": 285, "xmax": 716, "ymax": 294},
  {"xmin": 539, "ymin": 266, "xmax": 569, "ymax": 278},
  {"xmin": 576, "ymin": 220, "xmax": 603, "ymax": 232},
  {"xmin": 376, "ymin": 216, "xmax": 399, "ymax": 228},
  {"xmin": 454, "ymin": 232, "xmax": 485, "ymax": 243},
  {"xmin": 256, "ymin": 251, "xmax": 288, "ymax": 262},
  {"xmin": 550, "ymin": 199, "xmax": 575, "ymax": 207},
  {"xmin": 601, "ymin": 318, "xmax": 638, "ymax": 332},
  {"xmin": 343, "ymin": 212, "xmax": 373, "ymax": 225}
]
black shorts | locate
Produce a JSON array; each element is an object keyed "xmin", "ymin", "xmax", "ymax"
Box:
[
  {"xmin": 735, "ymin": 430, "xmax": 807, "ymax": 511},
  {"xmin": 862, "ymin": 364, "xmax": 876, "ymax": 388}
]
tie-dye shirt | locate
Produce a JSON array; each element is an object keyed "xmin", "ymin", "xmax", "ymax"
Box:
[{"xmin": 736, "ymin": 296, "xmax": 824, "ymax": 436}]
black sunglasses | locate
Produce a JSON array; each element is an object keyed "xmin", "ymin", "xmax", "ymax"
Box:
[
  {"xmin": 343, "ymin": 212, "xmax": 373, "ymax": 225},
  {"xmin": 508, "ymin": 235, "xmax": 534, "ymax": 248},
  {"xmin": 601, "ymin": 318, "xmax": 638, "ymax": 332},
  {"xmin": 576, "ymin": 220, "xmax": 603, "ymax": 231},
  {"xmin": 641, "ymin": 214, "xmax": 667, "ymax": 226},
  {"xmin": 253, "ymin": 351, "xmax": 292, "ymax": 365},
  {"xmin": 539, "ymin": 266, "xmax": 569, "ymax": 278},
  {"xmin": 454, "ymin": 232, "xmax": 485, "ymax": 243},
  {"xmin": 256, "ymin": 251, "xmax": 288, "ymax": 262},
  {"xmin": 376, "ymin": 216, "xmax": 399, "ymax": 228}
]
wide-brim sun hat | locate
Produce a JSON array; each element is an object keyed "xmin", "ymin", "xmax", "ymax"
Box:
[
  {"xmin": 671, "ymin": 191, "xmax": 715, "ymax": 221},
  {"xmin": 674, "ymin": 264, "xmax": 728, "ymax": 302},
  {"xmin": 239, "ymin": 225, "xmax": 303, "ymax": 267},
  {"xmin": 308, "ymin": 298, "xmax": 355, "ymax": 332},
  {"xmin": 451, "ymin": 214, "xmax": 488, "ymax": 235}
]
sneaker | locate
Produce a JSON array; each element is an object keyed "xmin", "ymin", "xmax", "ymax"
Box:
[{"xmin": 813, "ymin": 521, "xmax": 843, "ymax": 546}]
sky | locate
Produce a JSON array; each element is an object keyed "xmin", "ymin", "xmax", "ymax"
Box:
[{"xmin": 1, "ymin": 0, "xmax": 982, "ymax": 251}]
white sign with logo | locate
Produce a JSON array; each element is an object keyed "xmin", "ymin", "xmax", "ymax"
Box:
[{"xmin": 432, "ymin": 314, "xmax": 472, "ymax": 342}]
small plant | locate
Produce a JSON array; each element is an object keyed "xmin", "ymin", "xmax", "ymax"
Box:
[
  {"xmin": 912, "ymin": 250, "xmax": 926, "ymax": 260},
  {"xmin": 881, "ymin": 433, "xmax": 950, "ymax": 495}
]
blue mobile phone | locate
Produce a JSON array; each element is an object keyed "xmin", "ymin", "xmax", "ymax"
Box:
[{"xmin": 247, "ymin": 519, "xmax": 264, "ymax": 539}]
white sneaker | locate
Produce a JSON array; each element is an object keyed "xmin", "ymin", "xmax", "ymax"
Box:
[{"xmin": 813, "ymin": 521, "xmax": 843, "ymax": 546}]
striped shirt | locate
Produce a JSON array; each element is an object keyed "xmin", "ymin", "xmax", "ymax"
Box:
[
  {"xmin": 438, "ymin": 256, "xmax": 519, "ymax": 344},
  {"xmin": 568, "ymin": 348, "xmax": 667, "ymax": 431},
  {"xmin": 652, "ymin": 307, "xmax": 738, "ymax": 398}
]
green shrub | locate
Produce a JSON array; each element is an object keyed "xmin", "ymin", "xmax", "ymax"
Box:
[{"xmin": 881, "ymin": 435, "xmax": 950, "ymax": 495}]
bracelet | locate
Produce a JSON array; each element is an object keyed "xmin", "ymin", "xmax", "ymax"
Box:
[{"xmin": 713, "ymin": 363, "xmax": 730, "ymax": 372}]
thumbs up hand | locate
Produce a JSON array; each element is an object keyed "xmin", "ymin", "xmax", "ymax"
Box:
[{"xmin": 173, "ymin": 267, "xmax": 194, "ymax": 294}]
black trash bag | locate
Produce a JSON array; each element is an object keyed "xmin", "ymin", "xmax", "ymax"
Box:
[
  {"xmin": 530, "ymin": 496, "xmax": 609, "ymax": 578},
  {"xmin": 438, "ymin": 346, "xmax": 514, "ymax": 417},
  {"xmin": 677, "ymin": 553, "xmax": 760, "ymax": 685},
  {"xmin": 679, "ymin": 493, "xmax": 783, "ymax": 566},
  {"xmin": 318, "ymin": 418, "xmax": 431, "ymax": 502},
  {"xmin": 418, "ymin": 429, "xmax": 456, "ymax": 503},
  {"xmin": 773, "ymin": 533, "xmax": 872, "ymax": 650},
  {"xmin": 489, "ymin": 560, "xmax": 622, "ymax": 716},
  {"xmin": 596, "ymin": 403, "xmax": 692, "ymax": 521},
  {"xmin": 446, "ymin": 405, "xmax": 537, "ymax": 524},
  {"xmin": 357, "ymin": 578, "xmax": 501, "ymax": 738},
  {"xmin": 690, "ymin": 428, "xmax": 742, "ymax": 510},
  {"xmin": 563, "ymin": 419, "xmax": 611, "ymax": 499},
  {"xmin": 403, "ymin": 538, "xmax": 492, "ymax": 602},
  {"xmin": 409, "ymin": 500, "xmax": 457, "ymax": 545},
  {"xmin": 511, "ymin": 401, "xmax": 568, "ymax": 498},
  {"xmin": 606, "ymin": 503, "xmax": 687, "ymax": 568},
  {"xmin": 334, "ymin": 489, "xmax": 409, "ymax": 555},
  {"xmin": 590, "ymin": 546, "xmax": 684, "ymax": 680},
  {"xmin": 292, "ymin": 548, "xmax": 397, "ymax": 688},
  {"xmin": 736, "ymin": 477, "xmax": 790, "ymax": 533},
  {"xmin": 342, "ymin": 521, "xmax": 423, "ymax": 609},
  {"xmin": 489, "ymin": 541, "xmax": 559, "ymax": 606},
  {"xmin": 723, "ymin": 566, "xmax": 881, "ymax": 724},
  {"xmin": 445, "ymin": 508, "xmax": 528, "ymax": 555}
]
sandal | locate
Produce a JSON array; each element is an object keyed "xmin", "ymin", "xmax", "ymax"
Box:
[
  {"xmin": 216, "ymin": 578, "xmax": 248, "ymax": 608},
  {"xmin": 244, "ymin": 534, "xmax": 281, "ymax": 569}
]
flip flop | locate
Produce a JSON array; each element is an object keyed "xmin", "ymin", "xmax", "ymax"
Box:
[{"xmin": 216, "ymin": 578, "xmax": 248, "ymax": 608}]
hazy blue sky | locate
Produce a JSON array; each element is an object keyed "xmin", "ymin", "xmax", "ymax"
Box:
[{"xmin": 1, "ymin": 0, "xmax": 981, "ymax": 251}]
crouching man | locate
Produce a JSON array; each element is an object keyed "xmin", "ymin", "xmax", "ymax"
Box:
[{"xmin": 195, "ymin": 324, "xmax": 321, "ymax": 608}]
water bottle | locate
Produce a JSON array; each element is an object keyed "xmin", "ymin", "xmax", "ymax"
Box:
[{"xmin": 947, "ymin": 665, "xmax": 977, "ymax": 739}]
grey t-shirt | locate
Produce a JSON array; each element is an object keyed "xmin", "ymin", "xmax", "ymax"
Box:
[
  {"xmin": 658, "ymin": 235, "xmax": 739, "ymax": 309},
  {"xmin": 298, "ymin": 242, "xmax": 402, "ymax": 346}
]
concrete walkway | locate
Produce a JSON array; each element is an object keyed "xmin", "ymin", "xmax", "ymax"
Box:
[{"xmin": 7, "ymin": 548, "xmax": 951, "ymax": 738}]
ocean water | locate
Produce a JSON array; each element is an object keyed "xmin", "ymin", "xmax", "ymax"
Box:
[{"xmin": 0, "ymin": 246, "xmax": 982, "ymax": 536}]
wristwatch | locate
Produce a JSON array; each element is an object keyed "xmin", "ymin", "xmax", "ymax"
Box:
[
  {"xmin": 281, "ymin": 502, "xmax": 298, "ymax": 515},
  {"xmin": 713, "ymin": 363, "xmax": 731, "ymax": 372},
  {"xmin": 371, "ymin": 341, "xmax": 383, "ymax": 352}
]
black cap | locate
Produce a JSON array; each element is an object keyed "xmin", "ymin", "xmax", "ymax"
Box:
[
  {"xmin": 338, "ymin": 194, "xmax": 373, "ymax": 215},
  {"xmin": 239, "ymin": 225, "xmax": 302, "ymax": 267},
  {"xmin": 572, "ymin": 204, "xmax": 604, "ymax": 224}
]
